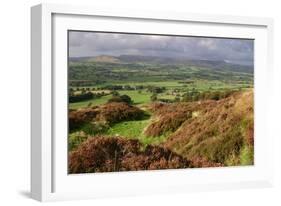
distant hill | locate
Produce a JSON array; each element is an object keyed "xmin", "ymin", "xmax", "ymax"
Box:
[
  {"xmin": 86, "ymin": 55, "xmax": 121, "ymax": 63},
  {"xmin": 69, "ymin": 54, "xmax": 253, "ymax": 73},
  {"xmin": 186, "ymin": 59, "xmax": 253, "ymax": 73},
  {"xmin": 69, "ymin": 56, "xmax": 92, "ymax": 62},
  {"xmin": 118, "ymin": 55, "xmax": 175, "ymax": 64},
  {"xmin": 69, "ymin": 55, "xmax": 121, "ymax": 63}
]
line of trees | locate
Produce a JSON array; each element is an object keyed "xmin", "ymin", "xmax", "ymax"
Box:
[
  {"xmin": 146, "ymin": 86, "xmax": 166, "ymax": 94},
  {"xmin": 69, "ymin": 92, "xmax": 94, "ymax": 103},
  {"xmin": 182, "ymin": 90, "xmax": 235, "ymax": 102},
  {"xmin": 69, "ymin": 92, "xmax": 107, "ymax": 103},
  {"xmin": 71, "ymin": 85, "xmax": 168, "ymax": 94},
  {"xmin": 100, "ymin": 85, "xmax": 144, "ymax": 91}
]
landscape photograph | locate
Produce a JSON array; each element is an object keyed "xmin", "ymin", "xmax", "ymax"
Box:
[{"xmin": 68, "ymin": 31, "xmax": 254, "ymax": 174}]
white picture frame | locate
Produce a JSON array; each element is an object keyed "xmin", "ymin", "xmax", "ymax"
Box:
[{"xmin": 31, "ymin": 3, "xmax": 274, "ymax": 202}]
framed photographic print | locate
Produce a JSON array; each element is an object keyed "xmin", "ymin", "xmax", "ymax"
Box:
[{"xmin": 31, "ymin": 3, "xmax": 274, "ymax": 201}]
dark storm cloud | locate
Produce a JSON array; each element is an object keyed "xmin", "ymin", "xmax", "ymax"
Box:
[{"xmin": 69, "ymin": 31, "xmax": 254, "ymax": 65}]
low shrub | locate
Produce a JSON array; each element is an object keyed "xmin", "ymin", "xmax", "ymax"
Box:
[
  {"xmin": 107, "ymin": 94, "xmax": 133, "ymax": 105},
  {"xmin": 69, "ymin": 103, "xmax": 145, "ymax": 131},
  {"xmin": 164, "ymin": 91, "xmax": 254, "ymax": 166},
  {"xmin": 69, "ymin": 108, "xmax": 99, "ymax": 131},
  {"xmin": 189, "ymin": 156, "xmax": 223, "ymax": 168},
  {"xmin": 189, "ymin": 127, "xmax": 244, "ymax": 164},
  {"xmin": 96, "ymin": 102, "xmax": 145, "ymax": 124},
  {"xmin": 68, "ymin": 136, "xmax": 193, "ymax": 173},
  {"xmin": 145, "ymin": 102, "xmax": 203, "ymax": 137},
  {"xmin": 145, "ymin": 112, "xmax": 192, "ymax": 137}
]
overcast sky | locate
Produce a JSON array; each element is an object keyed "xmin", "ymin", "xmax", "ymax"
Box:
[{"xmin": 69, "ymin": 31, "xmax": 254, "ymax": 66}]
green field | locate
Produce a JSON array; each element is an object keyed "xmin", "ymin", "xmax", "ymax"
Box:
[
  {"xmin": 104, "ymin": 118, "xmax": 168, "ymax": 146},
  {"xmin": 69, "ymin": 79, "xmax": 251, "ymax": 109},
  {"xmin": 69, "ymin": 94, "xmax": 112, "ymax": 109},
  {"xmin": 69, "ymin": 61, "xmax": 253, "ymax": 107}
]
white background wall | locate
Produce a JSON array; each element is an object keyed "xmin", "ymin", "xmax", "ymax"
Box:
[{"xmin": 0, "ymin": 0, "xmax": 280, "ymax": 205}]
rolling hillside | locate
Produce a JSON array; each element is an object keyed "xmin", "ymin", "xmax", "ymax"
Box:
[
  {"xmin": 160, "ymin": 90, "xmax": 254, "ymax": 165},
  {"xmin": 68, "ymin": 90, "xmax": 254, "ymax": 173}
]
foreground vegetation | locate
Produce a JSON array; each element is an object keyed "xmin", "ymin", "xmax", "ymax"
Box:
[
  {"xmin": 68, "ymin": 57, "xmax": 254, "ymax": 173},
  {"xmin": 68, "ymin": 90, "xmax": 254, "ymax": 173}
]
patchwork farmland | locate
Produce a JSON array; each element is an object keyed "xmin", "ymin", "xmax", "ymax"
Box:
[{"xmin": 68, "ymin": 55, "xmax": 254, "ymax": 173}]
